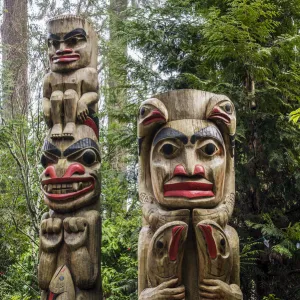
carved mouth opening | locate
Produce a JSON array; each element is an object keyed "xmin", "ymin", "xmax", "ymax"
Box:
[
  {"xmin": 142, "ymin": 110, "xmax": 166, "ymax": 125},
  {"xmin": 52, "ymin": 54, "xmax": 80, "ymax": 64},
  {"xmin": 41, "ymin": 176, "xmax": 95, "ymax": 201}
]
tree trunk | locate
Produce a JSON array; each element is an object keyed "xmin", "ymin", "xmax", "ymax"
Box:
[{"xmin": 1, "ymin": 0, "xmax": 28, "ymax": 120}]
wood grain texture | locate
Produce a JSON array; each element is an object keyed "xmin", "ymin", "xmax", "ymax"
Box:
[
  {"xmin": 138, "ymin": 90, "xmax": 242, "ymax": 300},
  {"xmin": 38, "ymin": 15, "xmax": 102, "ymax": 300}
]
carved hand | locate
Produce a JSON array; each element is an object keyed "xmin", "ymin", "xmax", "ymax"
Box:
[
  {"xmin": 193, "ymin": 207, "xmax": 229, "ymax": 228},
  {"xmin": 199, "ymin": 279, "xmax": 243, "ymax": 300},
  {"xmin": 40, "ymin": 218, "xmax": 63, "ymax": 252},
  {"xmin": 63, "ymin": 217, "xmax": 89, "ymax": 251},
  {"xmin": 139, "ymin": 279, "xmax": 185, "ymax": 300},
  {"xmin": 77, "ymin": 100, "xmax": 89, "ymax": 123},
  {"xmin": 43, "ymin": 100, "xmax": 52, "ymax": 127}
]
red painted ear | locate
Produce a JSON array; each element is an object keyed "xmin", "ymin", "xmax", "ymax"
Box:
[
  {"xmin": 169, "ymin": 225, "xmax": 185, "ymax": 261},
  {"xmin": 173, "ymin": 165, "xmax": 187, "ymax": 176},
  {"xmin": 199, "ymin": 224, "xmax": 217, "ymax": 259},
  {"xmin": 84, "ymin": 117, "xmax": 99, "ymax": 139}
]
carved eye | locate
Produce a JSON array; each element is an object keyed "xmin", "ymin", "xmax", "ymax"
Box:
[
  {"xmin": 200, "ymin": 143, "xmax": 219, "ymax": 156},
  {"xmin": 156, "ymin": 240, "xmax": 164, "ymax": 249},
  {"xmin": 140, "ymin": 107, "xmax": 146, "ymax": 116},
  {"xmin": 220, "ymin": 238, "xmax": 226, "ymax": 247},
  {"xmin": 41, "ymin": 154, "xmax": 57, "ymax": 168},
  {"xmin": 82, "ymin": 149, "xmax": 97, "ymax": 166},
  {"xmin": 160, "ymin": 143, "xmax": 179, "ymax": 157},
  {"xmin": 220, "ymin": 102, "xmax": 233, "ymax": 114}
]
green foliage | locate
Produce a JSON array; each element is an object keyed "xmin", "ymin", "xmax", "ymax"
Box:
[{"xmin": 263, "ymin": 294, "xmax": 281, "ymax": 300}]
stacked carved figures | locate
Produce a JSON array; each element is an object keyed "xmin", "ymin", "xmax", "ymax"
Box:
[
  {"xmin": 138, "ymin": 90, "xmax": 243, "ymax": 300},
  {"xmin": 38, "ymin": 15, "xmax": 102, "ymax": 300}
]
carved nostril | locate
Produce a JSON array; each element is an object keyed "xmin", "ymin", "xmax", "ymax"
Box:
[
  {"xmin": 193, "ymin": 165, "xmax": 205, "ymax": 177},
  {"xmin": 44, "ymin": 165, "xmax": 57, "ymax": 178},
  {"xmin": 173, "ymin": 165, "xmax": 188, "ymax": 176}
]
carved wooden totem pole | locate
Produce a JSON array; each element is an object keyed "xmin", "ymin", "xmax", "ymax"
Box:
[
  {"xmin": 138, "ymin": 90, "xmax": 243, "ymax": 300},
  {"xmin": 38, "ymin": 15, "xmax": 102, "ymax": 300}
]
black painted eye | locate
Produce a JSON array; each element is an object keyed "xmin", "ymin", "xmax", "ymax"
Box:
[
  {"xmin": 201, "ymin": 143, "xmax": 218, "ymax": 156},
  {"xmin": 41, "ymin": 154, "xmax": 57, "ymax": 168},
  {"xmin": 220, "ymin": 238, "xmax": 226, "ymax": 246},
  {"xmin": 82, "ymin": 150, "xmax": 97, "ymax": 165},
  {"xmin": 220, "ymin": 102, "xmax": 232, "ymax": 114},
  {"xmin": 161, "ymin": 143, "xmax": 178, "ymax": 157},
  {"xmin": 225, "ymin": 103, "xmax": 231, "ymax": 113},
  {"xmin": 140, "ymin": 107, "xmax": 146, "ymax": 116},
  {"xmin": 156, "ymin": 240, "xmax": 164, "ymax": 249}
]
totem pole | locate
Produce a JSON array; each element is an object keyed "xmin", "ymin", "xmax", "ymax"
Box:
[
  {"xmin": 38, "ymin": 15, "xmax": 102, "ymax": 300},
  {"xmin": 138, "ymin": 90, "xmax": 243, "ymax": 300}
]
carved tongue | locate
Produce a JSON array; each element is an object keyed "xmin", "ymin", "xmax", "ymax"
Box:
[
  {"xmin": 169, "ymin": 225, "xmax": 185, "ymax": 261},
  {"xmin": 198, "ymin": 224, "xmax": 217, "ymax": 259}
]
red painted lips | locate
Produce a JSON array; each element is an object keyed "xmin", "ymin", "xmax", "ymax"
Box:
[
  {"xmin": 52, "ymin": 54, "xmax": 80, "ymax": 64},
  {"xmin": 208, "ymin": 107, "xmax": 231, "ymax": 124},
  {"xmin": 164, "ymin": 181, "xmax": 214, "ymax": 199}
]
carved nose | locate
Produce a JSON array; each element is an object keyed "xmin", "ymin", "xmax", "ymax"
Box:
[
  {"xmin": 194, "ymin": 165, "xmax": 205, "ymax": 176},
  {"xmin": 63, "ymin": 163, "xmax": 85, "ymax": 178},
  {"xmin": 44, "ymin": 165, "xmax": 57, "ymax": 178},
  {"xmin": 56, "ymin": 48, "xmax": 73, "ymax": 55},
  {"xmin": 173, "ymin": 165, "xmax": 188, "ymax": 176}
]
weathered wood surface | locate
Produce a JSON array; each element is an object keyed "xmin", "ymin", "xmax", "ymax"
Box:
[
  {"xmin": 138, "ymin": 90, "xmax": 243, "ymax": 300},
  {"xmin": 38, "ymin": 15, "xmax": 102, "ymax": 300}
]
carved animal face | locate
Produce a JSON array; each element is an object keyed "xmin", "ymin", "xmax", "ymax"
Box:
[
  {"xmin": 150, "ymin": 120, "xmax": 226, "ymax": 209},
  {"xmin": 147, "ymin": 221, "xmax": 188, "ymax": 286},
  {"xmin": 47, "ymin": 17, "xmax": 96, "ymax": 72},
  {"xmin": 195, "ymin": 220, "xmax": 232, "ymax": 281},
  {"xmin": 40, "ymin": 126, "xmax": 100, "ymax": 212}
]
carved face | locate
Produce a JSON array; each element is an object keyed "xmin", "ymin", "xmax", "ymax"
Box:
[
  {"xmin": 150, "ymin": 120, "xmax": 226, "ymax": 209},
  {"xmin": 47, "ymin": 23, "xmax": 92, "ymax": 72},
  {"xmin": 40, "ymin": 126, "xmax": 100, "ymax": 212}
]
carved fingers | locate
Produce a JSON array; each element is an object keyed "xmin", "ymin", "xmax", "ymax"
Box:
[
  {"xmin": 139, "ymin": 279, "xmax": 185, "ymax": 300},
  {"xmin": 40, "ymin": 218, "xmax": 63, "ymax": 252},
  {"xmin": 63, "ymin": 217, "xmax": 88, "ymax": 250},
  {"xmin": 77, "ymin": 101, "xmax": 89, "ymax": 123},
  {"xmin": 199, "ymin": 279, "xmax": 242, "ymax": 300}
]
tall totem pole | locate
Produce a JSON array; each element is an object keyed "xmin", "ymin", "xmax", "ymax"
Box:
[
  {"xmin": 138, "ymin": 90, "xmax": 243, "ymax": 300},
  {"xmin": 38, "ymin": 15, "xmax": 102, "ymax": 299}
]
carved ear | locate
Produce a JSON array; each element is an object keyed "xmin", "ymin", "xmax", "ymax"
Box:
[
  {"xmin": 138, "ymin": 98, "xmax": 168, "ymax": 137},
  {"xmin": 206, "ymin": 95, "xmax": 236, "ymax": 136}
]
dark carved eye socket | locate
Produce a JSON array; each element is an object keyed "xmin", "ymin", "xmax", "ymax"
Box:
[
  {"xmin": 220, "ymin": 238, "xmax": 226, "ymax": 246},
  {"xmin": 161, "ymin": 143, "xmax": 176, "ymax": 156},
  {"xmin": 225, "ymin": 103, "xmax": 232, "ymax": 113},
  {"xmin": 41, "ymin": 154, "xmax": 57, "ymax": 168},
  {"xmin": 156, "ymin": 240, "xmax": 164, "ymax": 249},
  {"xmin": 220, "ymin": 102, "xmax": 232, "ymax": 114},
  {"xmin": 82, "ymin": 149, "xmax": 97, "ymax": 165},
  {"xmin": 202, "ymin": 143, "xmax": 217, "ymax": 156},
  {"xmin": 140, "ymin": 107, "xmax": 146, "ymax": 116}
]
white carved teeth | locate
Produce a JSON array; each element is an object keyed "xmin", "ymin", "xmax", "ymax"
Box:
[{"xmin": 44, "ymin": 182, "xmax": 91, "ymax": 194}]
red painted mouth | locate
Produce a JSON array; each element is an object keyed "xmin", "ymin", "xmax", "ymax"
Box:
[
  {"xmin": 52, "ymin": 54, "xmax": 80, "ymax": 64},
  {"xmin": 142, "ymin": 109, "xmax": 166, "ymax": 125},
  {"xmin": 164, "ymin": 182, "xmax": 214, "ymax": 199},
  {"xmin": 41, "ymin": 176, "xmax": 95, "ymax": 201},
  {"xmin": 208, "ymin": 107, "xmax": 231, "ymax": 124}
]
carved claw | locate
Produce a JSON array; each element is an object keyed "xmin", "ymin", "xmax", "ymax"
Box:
[
  {"xmin": 63, "ymin": 217, "xmax": 88, "ymax": 250},
  {"xmin": 40, "ymin": 218, "xmax": 63, "ymax": 252}
]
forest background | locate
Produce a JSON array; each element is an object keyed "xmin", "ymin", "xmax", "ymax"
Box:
[{"xmin": 0, "ymin": 0, "xmax": 300, "ymax": 299}]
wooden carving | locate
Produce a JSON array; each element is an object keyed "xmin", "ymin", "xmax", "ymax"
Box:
[
  {"xmin": 38, "ymin": 15, "xmax": 102, "ymax": 300},
  {"xmin": 138, "ymin": 90, "xmax": 243, "ymax": 300}
]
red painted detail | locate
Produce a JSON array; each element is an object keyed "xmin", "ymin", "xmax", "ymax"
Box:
[
  {"xmin": 164, "ymin": 190, "xmax": 214, "ymax": 198},
  {"xmin": 142, "ymin": 109, "xmax": 166, "ymax": 125},
  {"xmin": 208, "ymin": 107, "xmax": 230, "ymax": 124},
  {"xmin": 84, "ymin": 117, "xmax": 99, "ymax": 139},
  {"xmin": 199, "ymin": 224, "xmax": 217, "ymax": 259},
  {"xmin": 164, "ymin": 182, "xmax": 213, "ymax": 192},
  {"xmin": 173, "ymin": 165, "xmax": 188, "ymax": 176},
  {"xmin": 169, "ymin": 225, "xmax": 185, "ymax": 261},
  {"xmin": 63, "ymin": 163, "xmax": 85, "ymax": 178},
  {"xmin": 48, "ymin": 292, "xmax": 55, "ymax": 300},
  {"xmin": 193, "ymin": 165, "xmax": 205, "ymax": 176},
  {"xmin": 52, "ymin": 53, "xmax": 80, "ymax": 64},
  {"xmin": 44, "ymin": 166, "xmax": 57, "ymax": 178}
]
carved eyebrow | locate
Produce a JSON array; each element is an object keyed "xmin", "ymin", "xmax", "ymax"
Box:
[
  {"xmin": 191, "ymin": 126, "xmax": 224, "ymax": 144},
  {"xmin": 63, "ymin": 28, "xmax": 87, "ymax": 40},
  {"xmin": 47, "ymin": 33, "xmax": 61, "ymax": 41},
  {"xmin": 63, "ymin": 138, "xmax": 100, "ymax": 157},
  {"xmin": 153, "ymin": 128, "xmax": 188, "ymax": 146},
  {"xmin": 42, "ymin": 140, "xmax": 61, "ymax": 157}
]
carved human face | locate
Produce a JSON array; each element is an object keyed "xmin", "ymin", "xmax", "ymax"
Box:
[
  {"xmin": 48, "ymin": 27, "xmax": 92, "ymax": 72},
  {"xmin": 40, "ymin": 126, "xmax": 100, "ymax": 212},
  {"xmin": 150, "ymin": 120, "xmax": 226, "ymax": 209}
]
